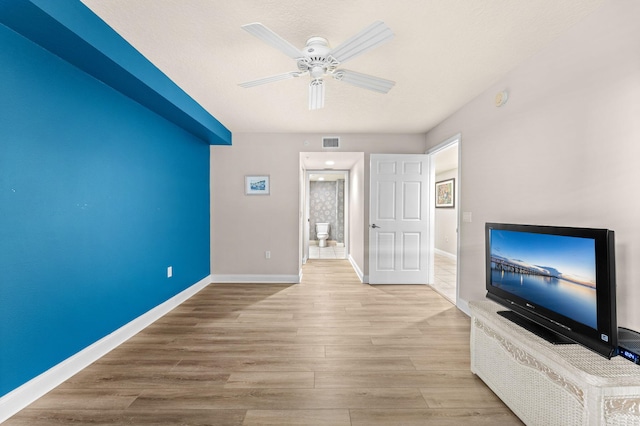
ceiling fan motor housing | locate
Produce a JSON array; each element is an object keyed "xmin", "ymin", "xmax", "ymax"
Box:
[
  {"xmin": 297, "ymin": 37, "xmax": 339, "ymax": 76},
  {"xmin": 305, "ymin": 36, "xmax": 331, "ymax": 56}
]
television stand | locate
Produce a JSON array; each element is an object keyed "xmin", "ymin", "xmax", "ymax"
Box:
[{"xmin": 470, "ymin": 300, "xmax": 640, "ymax": 425}]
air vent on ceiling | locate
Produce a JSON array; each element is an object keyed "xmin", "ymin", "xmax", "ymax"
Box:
[{"xmin": 322, "ymin": 136, "xmax": 340, "ymax": 149}]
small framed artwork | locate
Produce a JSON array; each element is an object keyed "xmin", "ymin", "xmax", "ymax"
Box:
[
  {"xmin": 435, "ymin": 178, "xmax": 455, "ymax": 208},
  {"xmin": 245, "ymin": 175, "xmax": 270, "ymax": 195}
]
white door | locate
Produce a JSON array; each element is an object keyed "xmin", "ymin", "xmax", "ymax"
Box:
[{"xmin": 369, "ymin": 154, "xmax": 429, "ymax": 284}]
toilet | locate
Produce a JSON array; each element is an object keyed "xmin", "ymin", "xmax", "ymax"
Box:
[{"xmin": 316, "ymin": 223, "xmax": 330, "ymax": 248}]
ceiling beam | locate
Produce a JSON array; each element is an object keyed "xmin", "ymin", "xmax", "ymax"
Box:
[{"xmin": 0, "ymin": 0, "xmax": 231, "ymax": 145}]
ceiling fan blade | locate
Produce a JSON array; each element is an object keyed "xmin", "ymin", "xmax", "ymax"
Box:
[
  {"xmin": 239, "ymin": 72, "xmax": 302, "ymax": 88},
  {"xmin": 333, "ymin": 69, "xmax": 395, "ymax": 93},
  {"xmin": 242, "ymin": 23, "xmax": 302, "ymax": 59},
  {"xmin": 309, "ymin": 79, "xmax": 325, "ymax": 110},
  {"xmin": 329, "ymin": 21, "xmax": 394, "ymax": 64}
]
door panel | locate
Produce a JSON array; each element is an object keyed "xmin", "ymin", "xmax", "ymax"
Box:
[
  {"xmin": 402, "ymin": 182, "xmax": 421, "ymax": 220},
  {"xmin": 369, "ymin": 154, "xmax": 429, "ymax": 284},
  {"xmin": 378, "ymin": 161, "xmax": 397, "ymax": 175},
  {"xmin": 377, "ymin": 181, "xmax": 396, "ymax": 220},
  {"xmin": 376, "ymin": 232, "xmax": 395, "ymax": 271},
  {"xmin": 402, "ymin": 232, "xmax": 421, "ymax": 271},
  {"xmin": 403, "ymin": 161, "xmax": 423, "ymax": 175}
]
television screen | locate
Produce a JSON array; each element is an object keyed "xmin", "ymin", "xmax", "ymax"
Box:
[
  {"xmin": 485, "ymin": 223, "xmax": 617, "ymax": 359},
  {"xmin": 490, "ymin": 229, "xmax": 597, "ymax": 329}
]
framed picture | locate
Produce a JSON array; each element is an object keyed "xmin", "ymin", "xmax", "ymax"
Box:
[
  {"xmin": 435, "ymin": 178, "xmax": 455, "ymax": 208},
  {"xmin": 245, "ymin": 175, "xmax": 270, "ymax": 195}
]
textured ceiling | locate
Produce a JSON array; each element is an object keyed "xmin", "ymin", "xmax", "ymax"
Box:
[{"xmin": 80, "ymin": 0, "xmax": 603, "ymax": 134}]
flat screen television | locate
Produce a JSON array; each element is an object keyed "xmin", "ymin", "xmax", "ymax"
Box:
[{"xmin": 485, "ymin": 222, "xmax": 617, "ymax": 359}]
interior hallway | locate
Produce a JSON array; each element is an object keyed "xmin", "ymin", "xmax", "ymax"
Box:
[
  {"xmin": 6, "ymin": 260, "xmax": 520, "ymax": 425},
  {"xmin": 308, "ymin": 242, "xmax": 346, "ymax": 260},
  {"xmin": 431, "ymin": 252, "xmax": 457, "ymax": 304}
]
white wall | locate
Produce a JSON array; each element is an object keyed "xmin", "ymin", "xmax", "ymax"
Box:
[
  {"xmin": 425, "ymin": 0, "xmax": 640, "ymax": 330},
  {"xmin": 349, "ymin": 155, "xmax": 365, "ymax": 274},
  {"xmin": 211, "ymin": 133, "xmax": 426, "ymax": 280}
]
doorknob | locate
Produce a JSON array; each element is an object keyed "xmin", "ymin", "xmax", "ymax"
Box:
[{"xmin": 371, "ymin": 224, "xmax": 381, "ymax": 229}]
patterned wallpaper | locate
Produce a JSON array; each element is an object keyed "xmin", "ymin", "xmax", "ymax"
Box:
[
  {"xmin": 310, "ymin": 180, "xmax": 344, "ymax": 243},
  {"xmin": 337, "ymin": 179, "xmax": 344, "ymax": 243}
]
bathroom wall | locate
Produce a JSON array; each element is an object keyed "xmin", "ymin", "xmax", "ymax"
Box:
[
  {"xmin": 309, "ymin": 180, "xmax": 342, "ymax": 242},
  {"xmin": 337, "ymin": 179, "xmax": 345, "ymax": 244}
]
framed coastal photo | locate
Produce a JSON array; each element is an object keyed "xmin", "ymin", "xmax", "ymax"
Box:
[
  {"xmin": 245, "ymin": 175, "xmax": 270, "ymax": 195},
  {"xmin": 435, "ymin": 178, "xmax": 455, "ymax": 208}
]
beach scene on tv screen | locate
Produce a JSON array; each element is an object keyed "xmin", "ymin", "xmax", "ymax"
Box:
[{"xmin": 490, "ymin": 229, "xmax": 597, "ymax": 329}]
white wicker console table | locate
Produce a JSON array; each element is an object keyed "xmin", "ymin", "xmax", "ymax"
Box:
[{"xmin": 470, "ymin": 300, "xmax": 640, "ymax": 426}]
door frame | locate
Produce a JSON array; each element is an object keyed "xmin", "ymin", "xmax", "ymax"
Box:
[{"xmin": 426, "ymin": 133, "xmax": 461, "ymax": 300}]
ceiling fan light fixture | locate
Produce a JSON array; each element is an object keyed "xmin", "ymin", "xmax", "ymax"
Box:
[{"xmin": 310, "ymin": 66, "xmax": 325, "ymax": 79}]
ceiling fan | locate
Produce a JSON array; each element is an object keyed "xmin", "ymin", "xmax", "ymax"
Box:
[{"xmin": 239, "ymin": 21, "xmax": 395, "ymax": 110}]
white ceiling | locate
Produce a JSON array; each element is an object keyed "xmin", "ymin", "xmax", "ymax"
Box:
[
  {"xmin": 300, "ymin": 151, "xmax": 362, "ymax": 171},
  {"xmin": 81, "ymin": 0, "xmax": 603, "ymax": 135}
]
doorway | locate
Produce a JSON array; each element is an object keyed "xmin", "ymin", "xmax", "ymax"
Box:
[
  {"xmin": 428, "ymin": 134, "xmax": 460, "ymax": 304},
  {"xmin": 307, "ymin": 170, "xmax": 348, "ymax": 260},
  {"xmin": 300, "ymin": 152, "xmax": 364, "ymax": 266}
]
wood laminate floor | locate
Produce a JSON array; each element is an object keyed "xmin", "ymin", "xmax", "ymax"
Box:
[{"xmin": 6, "ymin": 260, "xmax": 522, "ymax": 425}]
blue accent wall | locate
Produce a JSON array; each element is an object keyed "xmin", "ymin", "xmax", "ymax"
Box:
[
  {"xmin": 0, "ymin": 23, "xmax": 210, "ymax": 396},
  {"xmin": 0, "ymin": 0, "xmax": 232, "ymax": 146}
]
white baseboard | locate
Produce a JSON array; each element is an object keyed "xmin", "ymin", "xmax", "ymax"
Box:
[
  {"xmin": 457, "ymin": 297, "xmax": 471, "ymax": 316},
  {"xmin": 348, "ymin": 255, "xmax": 365, "ymax": 283},
  {"xmin": 0, "ymin": 274, "xmax": 212, "ymax": 423},
  {"xmin": 435, "ymin": 248, "xmax": 457, "ymax": 261},
  {"xmin": 211, "ymin": 274, "xmax": 301, "ymax": 284}
]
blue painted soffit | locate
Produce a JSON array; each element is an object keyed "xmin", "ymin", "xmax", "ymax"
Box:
[{"xmin": 0, "ymin": 0, "xmax": 232, "ymax": 146}]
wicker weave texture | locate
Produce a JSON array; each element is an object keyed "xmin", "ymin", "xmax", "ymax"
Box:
[
  {"xmin": 471, "ymin": 301, "xmax": 640, "ymax": 426},
  {"xmin": 473, "ymin": 318, "xmax": 585, "ymax": 425}
]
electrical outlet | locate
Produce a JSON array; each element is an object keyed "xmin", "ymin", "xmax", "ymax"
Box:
[
  {"xmin": 167, "ymin": 266, "xmax": 173, "ymax": 278},
  {"xmin": 265, "ymin": 251, "xmax": 271, "ymax": 259}
]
